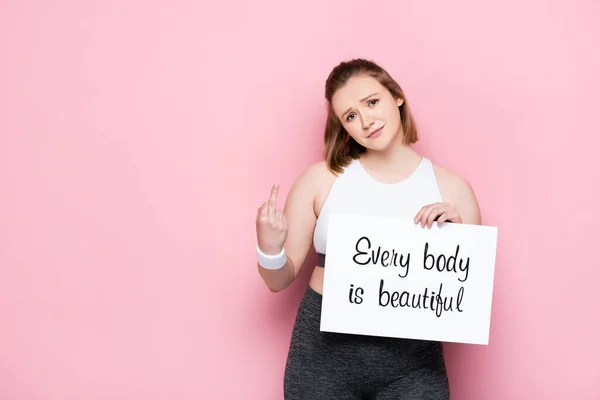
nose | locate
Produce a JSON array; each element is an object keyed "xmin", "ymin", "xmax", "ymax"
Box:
[{"xmin": 361, "ymin": 111, "xmax": 374, "ymax": 130}]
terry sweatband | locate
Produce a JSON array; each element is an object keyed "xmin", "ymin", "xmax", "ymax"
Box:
[{"xmin": 256, "ymin": 244, "xmax": 286, "ymax": 270}]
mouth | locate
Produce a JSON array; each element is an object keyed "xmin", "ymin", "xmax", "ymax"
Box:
[{"xmin": 367, "ymin": 126, "xmax": 384, "ymax": 138}]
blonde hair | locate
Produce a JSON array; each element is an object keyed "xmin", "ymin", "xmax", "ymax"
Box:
[{"xmin": 324, "ymin": 59, "xmax": 419, "ymax": 174}]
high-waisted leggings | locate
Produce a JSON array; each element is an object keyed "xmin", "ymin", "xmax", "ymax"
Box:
[{"xmin": 284, "ymin": 285, "xmax": 451, "ymax": 399}]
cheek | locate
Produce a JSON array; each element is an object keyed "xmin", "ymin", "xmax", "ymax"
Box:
[
  {"xmin": 386, "ymin": 105, "xmax": 402, "ymax": 124},
  {"xmin": 343, "ymin": 122, "xmax": 362, "ymax": 140},
  {"xmin": 345, "ymin": 126, "xmax": 360, "ymax": 138}
]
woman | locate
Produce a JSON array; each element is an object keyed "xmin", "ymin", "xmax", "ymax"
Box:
[{"xmin": 255, "ymin": 58, "xmax": 481, "ymax": 399}]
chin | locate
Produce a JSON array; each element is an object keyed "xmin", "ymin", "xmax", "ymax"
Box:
[
  {"xmin": 364, "ymin": 139, "xmax": 391, "ymax": 151},
  {"xmin": 366, "ymin": 132, "xmax": 393, "ymax": 149}
]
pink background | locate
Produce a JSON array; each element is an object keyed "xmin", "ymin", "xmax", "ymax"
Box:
[{"xmin": 1, "ymin": 0, "xmax": 599, "ymax": 398}]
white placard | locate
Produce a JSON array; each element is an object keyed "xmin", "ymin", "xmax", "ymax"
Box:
[{"xmin": 320, "ymin": 214, "xmax": 498, "ymax": 345}]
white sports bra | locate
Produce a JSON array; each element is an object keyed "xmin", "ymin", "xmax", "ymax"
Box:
[{"xmin": 313, "ymin": 156, "xmax": 444, "ymax": 267}]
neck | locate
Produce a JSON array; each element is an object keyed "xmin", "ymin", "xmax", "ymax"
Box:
[{"xmin": 362, "ymin": 130, "xmax": 420, "ymax": 168}]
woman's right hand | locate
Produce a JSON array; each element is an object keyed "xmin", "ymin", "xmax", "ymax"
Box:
[{"xmin": 256, "ymin": 184, "xmax": 289, "ymax": 255}]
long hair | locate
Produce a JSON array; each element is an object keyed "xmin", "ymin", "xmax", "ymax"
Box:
[{"xmin": 324, "ymin": 59, "xmax": 419, "ymax": 174}]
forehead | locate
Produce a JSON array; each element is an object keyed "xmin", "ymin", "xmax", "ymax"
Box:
[{"xmin": 332, "ymin": 75, "xmax": 387, "ymax": 114}]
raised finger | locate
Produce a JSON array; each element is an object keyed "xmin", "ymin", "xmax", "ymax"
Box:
[{"xmin": 268, "ymin": 184, "xmax": 279, "ymax": 218}]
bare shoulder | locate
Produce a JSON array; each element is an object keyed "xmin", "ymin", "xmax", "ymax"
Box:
[
  {"xmin": 291, "ymin": 160, "xmax": 336, "ymax": 190},
  {"xmin": 431, "ymin": 162, "xmax": 473, "ymax": 198},
  {"xmin": 287, "ymin": 160, "xmax": 336, "ymax": 202},
  {"xmin": 432, "ymin": 161, "xmax": 482, "ymax": 225},
  {"xmin": 286, "ymin": 160, "xmax": 337, "ymax": 217},
  {"xmin": 308, "ymin": 160, "xmax": 338, "ymax": 183}
]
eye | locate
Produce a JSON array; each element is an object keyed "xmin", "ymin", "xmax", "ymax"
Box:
[
  {"xmin": 346, "ymin": 113, "xmax": 356, "ymax": 122},
  {"xmin": 368, "ymin": 99, "xmax": 379, "ymax": 106}
]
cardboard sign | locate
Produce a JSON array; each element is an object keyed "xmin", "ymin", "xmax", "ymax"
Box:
[{"xmin": 320, "ymin": 214, "xmax": 498, "ymax": 345}]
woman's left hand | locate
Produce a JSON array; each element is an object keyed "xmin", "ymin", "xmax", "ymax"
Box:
[{"xmin": 414, "ymin": 202, "xmax": 462, "ymax": 228}]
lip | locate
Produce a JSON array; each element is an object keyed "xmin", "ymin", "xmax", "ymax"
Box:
[{"xmin": 367, "ymin": 126, "xmax": 384, "ymax": 138}]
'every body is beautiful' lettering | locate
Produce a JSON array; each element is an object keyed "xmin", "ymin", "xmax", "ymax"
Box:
[
  {"xmin": 352, "ymin": 236, "xmax": 470, "ymax": 282},
  {"xmin": 353, "ymin": 236, "xmax": 411, "ymax": 277}
]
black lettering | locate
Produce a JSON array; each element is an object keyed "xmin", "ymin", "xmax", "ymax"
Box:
[
  {"xmin": 353, "ymin": 236, "xmax": 371, "ymax": 265},
  {"xmin": 435, "ymin": 283, "xmax": 444, "ymax": 317},
  {"xmin": 381, "ymin": 250, "xmax": 390, "ymax": 266},
  {"xmin": 447, "ymin": 245, "xmax": 458, "ymax": 273},
  {"xmin": 390, "ymin": 251, "xmax": 398, "ymax": 266},
  {"xmin": 391, "ymin": 291, "xmax": 399, "ymax": 307},
  {"xmin": 398, "ymin": 253, "xmax": 410, "ymax": 278},
  {"xmin": 423, "ymin": 242, "xmax": 435, "ymax": 271},
  {"xmin": 379, "ymin": 279, "xmax": 390, "ymax": 306},
  {"xmin": 459, "ymin": 256, "xmax": 470, "ymax": 283},
  {"xmin": 436, "ymin": 254, "xmax": 446, "ymax": 272},
  {"xmin": 399, "ymin": 291, "xmax": 409, "ymax": 307},
  {"xmin": 355, "ymin": 287, "xmax": 364, "ymax": 304},
  {"xmin": 457, "ymin": 286, "xmax": 464, "ymax": 311},
  {"xmin": 376, "ymin": 281, "xmax": 465, "ymax": 316},
  {"xmin": 372, "ymin": 246, "xmax": 381, "ymax": 264},
  {"xmin": 411, "ymin": 293, "xmax": 422, "ymax": 308},
  {"xmin": 423, "ymin": 287, "xmax": 430, "ymax": 310}
]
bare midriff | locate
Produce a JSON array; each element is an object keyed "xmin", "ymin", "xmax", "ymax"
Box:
[{"xmin": 308, "ymin": 266, "xmax": 325, "ymax": 294}]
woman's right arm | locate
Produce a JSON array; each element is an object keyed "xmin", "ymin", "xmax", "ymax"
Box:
[{"xmin": 256, "ymin": 164, "xmax": 320, "ymax": 293}]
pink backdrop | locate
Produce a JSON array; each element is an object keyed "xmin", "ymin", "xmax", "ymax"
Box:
[{"xmin": 1, "ymin": 0, "xmax": 599, "ymax": 398}]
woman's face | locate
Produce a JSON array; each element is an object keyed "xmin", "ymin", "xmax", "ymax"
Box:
[{"xmin": 331, "ymin": 75, "xmax": 404, "ymax": 151}]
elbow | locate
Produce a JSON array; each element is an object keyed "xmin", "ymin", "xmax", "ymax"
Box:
[
  {"xmin": 257, "ymin": 260, "xmax": 295, "ymax": 293},
  {"xmin": 266, "ymin": 277, "xmax": 291, "ymax": 293},
  {"xmin": 268, "ymin": 285, "xmax": 284, "ymax": 293},
  {"xmin": 258, "ymin": 269, "xmax": 289, "ymax": 293}
]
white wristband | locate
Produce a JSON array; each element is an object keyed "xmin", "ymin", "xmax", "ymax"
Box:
[{"xmin": 256, "ymin": 244, "xmax": 286, "ymax": 270}]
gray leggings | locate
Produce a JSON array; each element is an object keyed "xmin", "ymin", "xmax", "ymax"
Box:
[{"xmin": 284, "ymin": 286, "xmax": 451, "ymax": 399}]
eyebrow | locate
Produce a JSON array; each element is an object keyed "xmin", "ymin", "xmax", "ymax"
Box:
[{"xmin": 341, "ymin": 92, "xmax": 379, "ymax": 119}]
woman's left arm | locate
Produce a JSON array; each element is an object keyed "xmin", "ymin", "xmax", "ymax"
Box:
[{"xmin": 414, "ymin": 166, "xmax": 481, "ymax": 228}]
